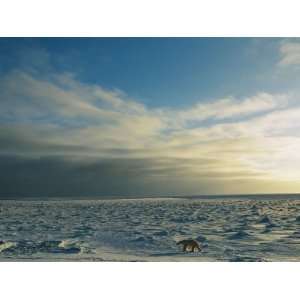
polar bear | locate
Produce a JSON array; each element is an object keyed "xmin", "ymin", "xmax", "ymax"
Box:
[{"xmin": 176, "ymin": 239, "xmax": 201, "ymax": 252}]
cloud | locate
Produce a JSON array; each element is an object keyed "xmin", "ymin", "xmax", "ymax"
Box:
[
  {"xmin": 278, "ymin": 41, "xmax": 300, "ymax": 66},
  {"xmin": 0, "ymin": 67, "xmax": 300, "ymax": 196},
  {"xmin": 0, "ymin": 155, "xmax": 272, "ymax": 197},
  {"xmin": 171, "ymin": 93, "xmax": 287, "ymax": 127}
]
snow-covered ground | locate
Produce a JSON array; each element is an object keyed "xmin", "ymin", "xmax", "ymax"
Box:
[{"xmin": 1, "ymin": 195, "xmax": 300, "ymax": 261}]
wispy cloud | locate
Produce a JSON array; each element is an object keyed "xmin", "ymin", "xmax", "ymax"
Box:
[
  {"xmin": 0, "ymin": 65, "xmax": 299, "ymax": 195},
  {"xmin": 278, "ymin": 40, "xmax": 300, "ymax": 67}
]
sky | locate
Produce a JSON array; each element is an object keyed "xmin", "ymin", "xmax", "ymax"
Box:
[{"xmin": 1, "ymin": 37, "xmax": 300, "ymax": 197}]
